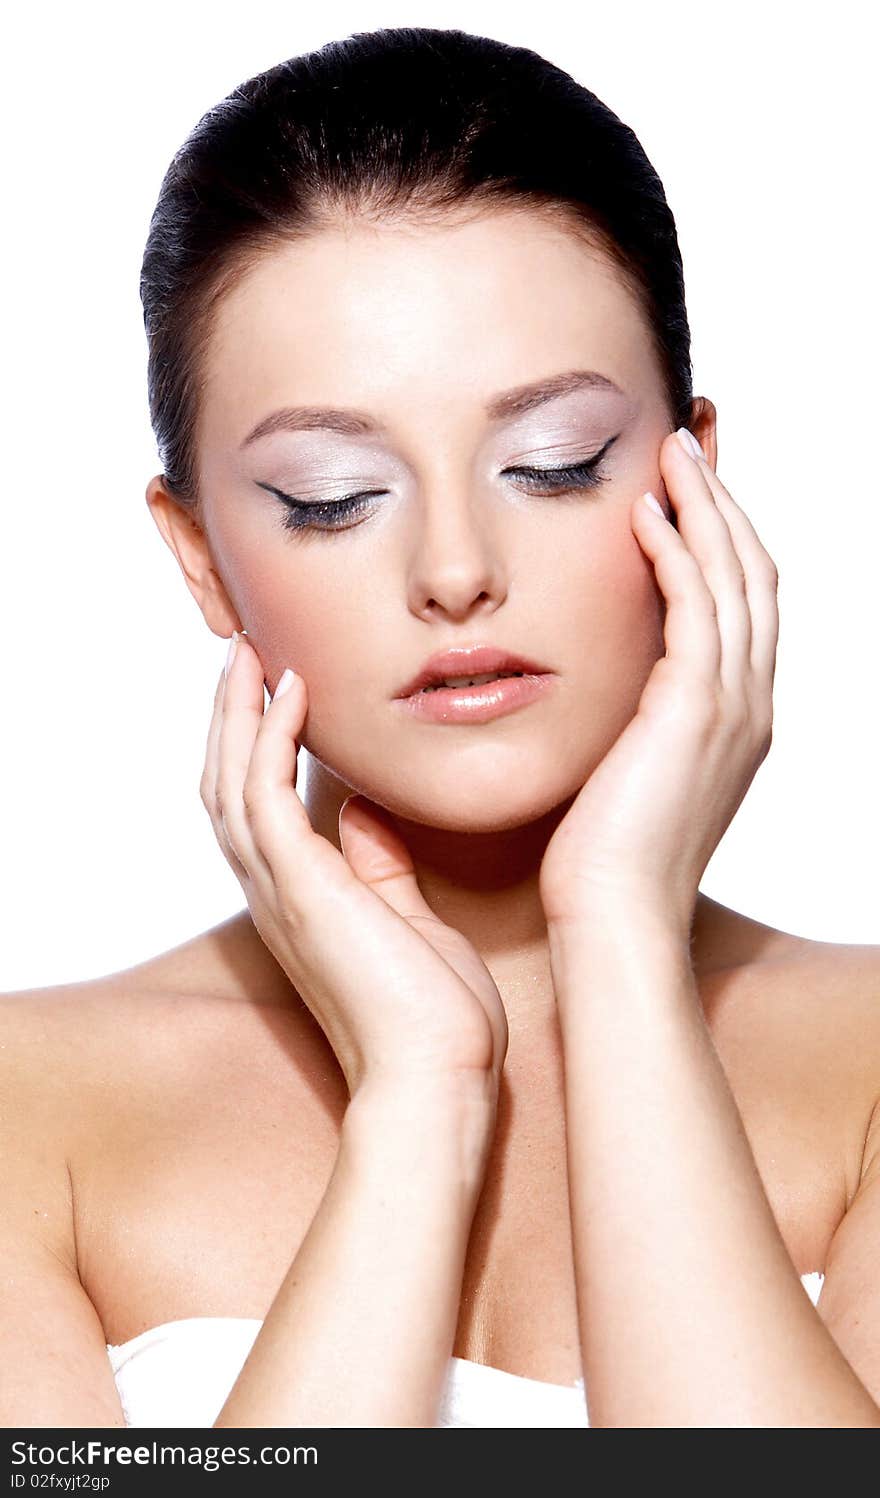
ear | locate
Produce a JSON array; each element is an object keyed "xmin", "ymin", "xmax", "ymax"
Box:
[
  {"xmin": 688, "ymin": 396, "xmax": 718, "ymax": 471},
  {"xmin": 145, "ymin": 475, "xmax": 242, "ymax": 639}
]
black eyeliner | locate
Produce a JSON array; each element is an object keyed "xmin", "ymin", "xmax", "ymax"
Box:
[{"xmin": 257, "ymin": 430, "xmax": 620, "ymax": 533}]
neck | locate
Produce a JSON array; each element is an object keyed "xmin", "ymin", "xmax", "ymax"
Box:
[
  {"xmin": 220, "ymin": 754, "xmax": 729, "ymax": 1027},
  {"xmin": 304, "ymin": 756, "xmax": 576, "ymax": 965},
  {"xmin": 301, "ymin": 758, "xmax": 726, "ymax": 992}
]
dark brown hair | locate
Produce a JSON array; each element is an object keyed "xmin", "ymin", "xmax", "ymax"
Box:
[{"xmin": 140, "ymin": 25, "xmax": 693, "ymax": 516}]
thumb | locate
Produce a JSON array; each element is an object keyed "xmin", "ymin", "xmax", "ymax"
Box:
[{"xmin": 338, "ymin": 795, "xmax": 437, "ymax": 924}]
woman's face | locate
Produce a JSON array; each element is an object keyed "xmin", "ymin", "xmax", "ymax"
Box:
[{"xmin": 191, "ymin": 207, "xmax": 678, "ymax": 832}]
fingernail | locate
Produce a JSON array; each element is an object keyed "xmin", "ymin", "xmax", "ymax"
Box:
[
  {"xmin": 273, "ymin": 667, "xmax": 297, "ymax": 701},
  {"xmin": 225, "ymin": 630, "xmax": 240, "ymax": 678},
  {"xmin": 676, "ymin": 427, "xmax": 705, "ymax": 460},
  {"xmin": 643, "ymin": 491, "xmax": 665, "ymax": 518}
]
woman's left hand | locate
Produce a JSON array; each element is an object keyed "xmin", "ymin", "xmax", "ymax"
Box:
[{"xmin": 539, "ymin": 428, "xmax": 780, "ymax": 941}]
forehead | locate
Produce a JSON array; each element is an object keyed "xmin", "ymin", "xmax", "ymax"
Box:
[{"xmin": 201, "ymin": 209, "xmax": 656, "ymax": 447}]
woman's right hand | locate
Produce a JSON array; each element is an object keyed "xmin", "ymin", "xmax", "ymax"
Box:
[{"xmin": 201, "ymin": 633, "xmax": 509, "ymax": 1104}]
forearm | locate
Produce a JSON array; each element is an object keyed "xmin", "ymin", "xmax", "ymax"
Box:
[
  {"xmin": 550, "ymin": 912, "xmax": 880, "ymax": 1428},
  {"xmin": 213, "ymin": 1074, "xmax": 495, "ymax": 1428}
]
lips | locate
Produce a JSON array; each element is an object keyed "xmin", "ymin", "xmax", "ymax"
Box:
[{"xmin": 395, "ymin": 644, "xmax": 551, "ymax": 699}]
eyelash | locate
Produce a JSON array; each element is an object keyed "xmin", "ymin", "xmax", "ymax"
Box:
[{"xmin": 261, "ymin": 438, "xmax": 616, "ymax": 534}]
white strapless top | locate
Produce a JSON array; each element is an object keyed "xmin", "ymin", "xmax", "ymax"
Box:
[{"xmin": 105, "ymin": 1271, "xmax": 825, "ymax": 1428}]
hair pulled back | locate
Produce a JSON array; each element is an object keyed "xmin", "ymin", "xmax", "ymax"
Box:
[{"xmin": 140, "ymin": 25, "xmax": 693, "ymax": 514}]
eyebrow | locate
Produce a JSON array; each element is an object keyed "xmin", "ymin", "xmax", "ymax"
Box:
[{"xmin": 239, "ymin": 368, "xmax": 624, "ymax": 447}]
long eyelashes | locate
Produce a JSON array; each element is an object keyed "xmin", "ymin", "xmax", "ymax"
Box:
[
  {"xmin": 261, "ymin": 488, "xmax": 385, "ymax": 532},
  {"xmin": 259, "ymin": 434, "xmax": 618, "ymax": 535},
  {"xmin": 504, "ymin": 455, "xmax": 607, "ymax": 495}
]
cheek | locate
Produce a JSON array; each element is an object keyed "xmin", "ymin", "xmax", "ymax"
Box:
[
  {"xmin": 224, "ymin": 544, "xmax": 346, "ymax": 697},
  {"xmin": 566, "ymin": 525, "xmax": 666, "ymax": 713},
  {"xmin": 571, "ymin": 516, "xmax": 663, "ymax": 634},
  {"xmin": 257, "ymin": 591, "xmax": 348, "ymax": 698},
  {"xmin": 207, "ymin": 499, "xmax": 364, "ymax": 695}
]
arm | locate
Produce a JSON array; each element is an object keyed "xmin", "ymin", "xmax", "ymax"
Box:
[
  {"xmin": 0, "ymin": 993, "xmax": 494, "ymax": 1429},
  {"xmin": 201, "ymin": 635, "xmax": 507, "ymax": 1425},
  {"xmin": 536, "ymin": 430, "xmax": 880, "ymax": 1424},
  {"xmin": 214, "ymin": 1074, "xmax": 494, "ymax": 1428},
  {"xmin": 550, "ymin": 912, "xmax": 880, "ymax": 1427},
  {"xmin": 0, "ymin": 994, "xmax": 126, "ymax": 1428}
]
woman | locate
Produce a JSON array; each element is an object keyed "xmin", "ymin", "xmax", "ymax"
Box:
[{"xmin": 2, "ymin": 25, "xmax": 879, "ymax": 1430}]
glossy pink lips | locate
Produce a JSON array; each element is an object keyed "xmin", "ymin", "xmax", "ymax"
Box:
[{"xmin": 395, "ymin": 671, "xmax": 555, "ymax": 724}]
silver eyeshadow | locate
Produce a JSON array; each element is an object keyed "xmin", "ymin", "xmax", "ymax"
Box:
[{"xmin": 247, "ymin": 390, "xmax": 636, "ymax": 495}]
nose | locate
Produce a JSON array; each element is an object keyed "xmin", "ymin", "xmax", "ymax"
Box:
[{"xmin": 405, "ymin": 480, "xmax": 508, "ymax": 622}]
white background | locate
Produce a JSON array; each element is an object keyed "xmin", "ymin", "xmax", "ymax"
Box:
[{"xmin": 2, "ymin": 1, "xmax": 877, "ymax": 991}]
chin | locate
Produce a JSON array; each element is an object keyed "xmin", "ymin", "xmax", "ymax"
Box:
[{"xmin": 329, "ymin": 761, "xmax": 579, "ymax": 836}]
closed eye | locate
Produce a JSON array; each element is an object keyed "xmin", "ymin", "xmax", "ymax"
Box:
[
  {"xmin": 503, "ymin": 451, "xmax": 611, "ymax": 494},
  {"xmin": 503, "ymin": 431, "xmax": 620, "ymax": 493},
  {"xmin": 259, "ymin": 433, "xmax": 619, "ymax": 534}
]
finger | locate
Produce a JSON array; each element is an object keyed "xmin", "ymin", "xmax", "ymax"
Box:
[
  {"xmin": 201, "ymin": 658, "xmax": 250, "ymax": 884},
  {"xmin": 686, "ymin": 453, "xmax": 780, "ymax": 692},
  {"xmin": 658, "ymin": 433, "xmax": 752, "ymax": 696},
  {"xmin": 215, "ymin": 635, "xmax": 276, "ymax": 885},
  {"xmin": 238, "ymin": 653, "xmax": 334, "ymax": 898},
  {"xmin": 200, "ymin": 664, "xmax": 226, "ymax": 811},
  {"xmin": 631, "ymin": 487, "xmax": 722, "ymax": 693},
  {"xmin": 338, "ymin": 796, "xmax": 441, "ymax": 926}
]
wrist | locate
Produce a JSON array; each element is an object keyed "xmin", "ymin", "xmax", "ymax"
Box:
[
  {"xmin": 547, "ymin": 904, "xmax": 694, "ymax": 1011},
  {"xmin": 547, "ymin": 893, "xmax": 692, "ymax": 960},
  {"xmin": 344, "ymin": 1069, "xmax": 497, "ymax": 1195}
]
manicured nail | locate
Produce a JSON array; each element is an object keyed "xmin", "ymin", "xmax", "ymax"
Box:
[
  {"xmin": 273, "ymin": 667, "xmax": 297, "ymax": 701},
  {"xmin": 225, "ymin": 630, "xmax": 240, "ymax": 678},
  {"xmin": 643, "ymin": 490, "xmax": 665, "ymax": 517},
  {"xmin": 676, "ymin": 427, "xmax": 705, "ymax": 460}
]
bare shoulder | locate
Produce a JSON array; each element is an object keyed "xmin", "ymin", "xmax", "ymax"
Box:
[
  {"xmin": 0, "ymin": 985, "xmax": 84, "ymax": 1264},
  {"xmin": 0, "ymin": 911, "xmax": 347, "ymax": 1146},
  {"xmin": 696, "ymin": 893, "xmax": 879, "ymax": 1030},
  {"xmin": 729, "ymin": 926, "xmax": 880, "ymax": 1037},
  {"xmin": 0, "ymin": 918, "xmax": 350, "ymax": 1341},
  {"xmin": 701, "ymin": 916, "xmax": 880, "ymax": 1243},
  {"xmin": 0, "ymin": 961, "xmax": 258, "ymax": 1101},
  {"xmin": 704, "ymin": 909, "xmax": 880, "ymax": 1081},
  {"xmin": 0, "ymin": 979, "xmax": 128, "ymax": 1123},
  {"xmin": 775, "ymin": 930, "xmax": 880, "ymax": 1111}
]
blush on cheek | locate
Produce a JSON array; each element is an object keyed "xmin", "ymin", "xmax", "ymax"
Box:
[{"xmin": 608, "ymin": 543, "xmax": 667, "ymax": 682}]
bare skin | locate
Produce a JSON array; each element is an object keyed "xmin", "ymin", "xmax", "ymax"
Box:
[
  {"xmin": 3, "ymin": 206, "xmax": 878, "ymax": 1423},
  {"xmin": 11, "ymin": 892, "xmax": 875, "ymax": 1392}
]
